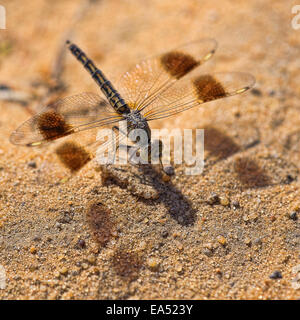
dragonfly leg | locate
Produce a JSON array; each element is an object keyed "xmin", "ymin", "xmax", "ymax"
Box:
[{"xmin": 112, "ymin": 125, "xmax": 136, "ymax": 164}]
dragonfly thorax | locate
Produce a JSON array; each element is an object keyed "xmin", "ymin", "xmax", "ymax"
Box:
[
  {"xmin": 125, "ymin": 110, "xmax": 147, "ymax": 128},
  {"xmin": 124, "ymin": 110, "xmax": 151, "ymax": 145}
]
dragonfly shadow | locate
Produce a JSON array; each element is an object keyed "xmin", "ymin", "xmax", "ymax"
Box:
[
  {"xmin": 139, "ymin": 165, "xmax": 196, "ymax": 226},
  {"xmin": 85, "ymin": 201, "xmax": 116, "ymax": 247},
  {"xmin": 233, "ymin": 157, "xmax": 271, "ymax": 189},
  {"xmin": 102, "ymin": 164, "xmax": 196, "ymax": 226},
  {"xmin": 111, "ymin": 246, "xmax": 143, "ymax": 282},
  {"xmin": 204, "ymin": 126, "xmax": 241, "ymax": 161}
]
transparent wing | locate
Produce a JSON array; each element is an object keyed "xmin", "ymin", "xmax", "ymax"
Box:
[
  {"xmin": 52, "ymin": 120, "xmax": 130, "ymax": 171},
  {"xmin": 117, "ymin": 39, "xmax": 217, "ymax": 111},
  {"xmin": 10, "ymin": 92, "xmax": 123, "ymax": 146},
  {"xmin": 140, "ymin": 72, "xmax": 256, "ymax": 121},
  {"xmin": 9, "ymin": 92, "xmax": 131, "ymax": 171}
]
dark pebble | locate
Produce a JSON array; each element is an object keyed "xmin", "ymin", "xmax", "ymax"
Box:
[
  {"xmin": 269, "ymin": 271, "xmax": 282, "ymax": 279},
  {"xmin": 203, "ymin": 248, "xmax": 213, "ymax": 257},
  {"xmin": 232, "ymin": 201, "xmax": 240, "ymax": 209},
  {"xmin": 28, "ymin": 161, "xmax": 37, "ymax": 168},
  {"xmin": 77, "ymin": 239, "xmax": 86, "ymax": 248},
  {"xmin": 207, "ymin": 192, "xmax": 220, "ymax": 205},
  {"xmin": 253, "ymin": 238, "xmax": 262, "ymax": 246},
  {"xmin": 251, "ymin": 88, "xmax": 262, "ymax": 96},
  {"xmin": 285, "ymin": 175, "xmax": 295, "ymax": 184},
  {"xmin": 289, "ymin": 211, "xmax": 298, "ymax": 221},
  {"xmin": 234, "ymin": 111, "xmax": 241, "ymax": 118},
  {"xmin": 161, "ymin": 230, "xmax": 169, "ymax": 238},
  {"xmin": 163, "ymin": 166, "xmax": 175, "ymax": 176}
]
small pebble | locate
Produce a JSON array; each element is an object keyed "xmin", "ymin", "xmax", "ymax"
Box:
[
  {"xmin": 269, "ymin": 271, "xmax": 282, "ymax": 279},
  {"xmin": 58, "ymin": 254, "xmax": 65, "ymax": 262},
  {"xmin": 203, "ymin": 248, "xmax": 213, "ymax": 257},
  {"xmin": 111, "ymin": 230, "xmax": 118, "ymax": 237},
  {"xmin": 143, "ymin": 191, "xmax": 155, "ymax": 200},
  {"xmin": 77, "ymin": 239, "xmax": 86, "ymax": 248},
  {"xmin": 82, "ymin": 263, "xmax": 89, "ymax": 270},
  {"xmin": 285, "ymin": 175, "xmax": 295, "ymax": 184},
  {"xmin": 224, "ymin": 273, "xmax": 231, "ymax": 279},
  {"xmin": 91, "ymin": 267, "xmax": 100, "ymax": 275},
  {"xmin": 161, "ymin": 230, "xmax": 169, "ymax": 238},
  {"xmin": 163, "ymin": 166, "xmax": 175, "ymax": 176},
  {"xmin": 29, "ymin": 247, "xmax": 37, "ymax": 254},
  {"xmin": 207, "ymin": 193, "xmax": 220, "ymax": 205},
  {"xmin": 54, "ymin": 271, "xmax": 60, "ymax": 278},
  {"xmin": 232, "ymin": 201, "xmax": 240, "ymax": 209},
  {"xmin": 215, "ymin": 268, "xmax": 222, "ymax": 275},
  {"xmin": 60, "ymin": 267, "xmax": 68, "ymax": 275},
  {"xmin": 253, "ymin": 238, "xmax": 262, "ymax": 246},
  {"xmin": 244, "ymin": 238, "xmax": 252, "ymax": 246},
  {"xmin": 27, "ymin": 161, "xmax": 37, "ymax": 168},
  {"xmin": 204, "ymin": 242, "xmax": 214, "ymax": 250},
  {"xmin": 175, "ymin": 263, "xmax": 183, "ymax": 273},
  {"xmin": 217, "ymin": 235, "xmax": 227, "ymax": 246},
  {"xmin": 139, "ymin": 241, "xmax": 147, "ymax": 250},
  {"xmin": 251, "ymin": 88, "xmax": 262, "ymax": 96},
  {"xmin": 87, "ymin": 255, "xmax": 96, "ymax": 265},
  {"xmin": 289, "ymin": 211, "xmax": 298, "ymax": 221},
  {"xmin": 220, "ymin": 196, "xmax": 230, "ymax": 206},
  {"xmin": 147, "ymin": 258, "xmax": 160, "ymax": 271}
]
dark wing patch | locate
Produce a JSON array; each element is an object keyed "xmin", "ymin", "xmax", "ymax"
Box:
[
  {"xmin": 160, "ymin": 51, "xmax": 199, "ymax": 79},
  {"xmin": 193, "ymin": 75, "xmax": 226, "ymax": 102},
  {"xmin": 37, "ymin": 110, "xmax": 74, "ymax": 142}
]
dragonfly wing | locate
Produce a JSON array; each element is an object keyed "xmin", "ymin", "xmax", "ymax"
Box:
[
  {"xmin": 53, "ymin": 120, "xmax": 130, "ymax": 171},
  {"xmin": 10, "ymin": 92, "xmax": 123, "ymax": 147},
  {"xmin": 141, "ymin": 71, "xmax": 255, "ymax": 121},
  {"xmin": 117, "ymin": 39, "xmax": 217, "ymax": 111}
]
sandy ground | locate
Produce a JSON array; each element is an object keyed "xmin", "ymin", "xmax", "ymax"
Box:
[{"xmin": 0, "ymin": 0, "xmax": 299, "ymax": 299}]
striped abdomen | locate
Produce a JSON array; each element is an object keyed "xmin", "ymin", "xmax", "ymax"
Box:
[{"xmin": 66, "ymin": 41, "xmax": 130, "ymax": 114}]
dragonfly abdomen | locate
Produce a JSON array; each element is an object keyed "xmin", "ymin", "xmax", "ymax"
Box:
[{"xmin": 66, "ymin": 41, "xmax": 130, "ymax": 114}]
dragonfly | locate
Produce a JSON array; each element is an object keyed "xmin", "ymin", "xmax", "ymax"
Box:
[{"xmin": 10, "ymin": 39, "xmax": 255, "ymax": 172}]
